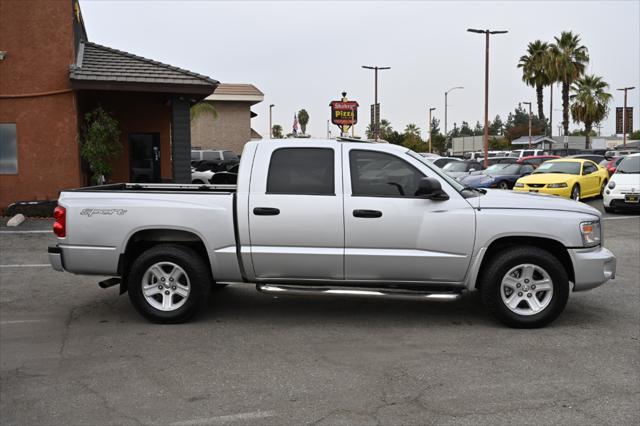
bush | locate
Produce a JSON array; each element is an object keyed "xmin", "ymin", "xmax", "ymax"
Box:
[{"xmin": 80, "ymin": 107, "xmax": 122, "ymax": 185}]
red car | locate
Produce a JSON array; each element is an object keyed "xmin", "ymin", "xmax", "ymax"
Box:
[
  {"xmin": 601, "ymin": 156, "xmax": 626, "ymax": 176},
  {"xmin": 516, "ymin": 155, "xmax": 560, "ymax": 169}
]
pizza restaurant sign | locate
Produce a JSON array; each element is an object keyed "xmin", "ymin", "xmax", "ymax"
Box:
[{"xmin": 330, "ymin": 101, "xmax": 359, "ymax": 126}]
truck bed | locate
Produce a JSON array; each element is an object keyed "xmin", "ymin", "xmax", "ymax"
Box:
[{"xmin": 65, "ymin": 183, "xmax": 237, "ymax": 193}]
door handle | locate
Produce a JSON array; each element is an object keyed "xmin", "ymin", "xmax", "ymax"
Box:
[
  {"xmin": 253, "ymin": 207, "xmax": 280, "ymax": 216},
  {"xmin": 353, "ymin": 209, "xmax": 382, "ymax": 218}
]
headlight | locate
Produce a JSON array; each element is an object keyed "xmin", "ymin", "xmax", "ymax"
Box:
[
  {"xmin": 514, "ymin": 182, "xmax": 524, "ymax": 188},
  {"xmin": 548, "ymin": 182, "xmax": 568, "ymax": 188},
  {"xmin": 608, "ymin": 181, "xmax": 616, "ymax": 189},
  {"xmin": 580, "ymin": 221, "xmax": 601, "ymax": 247}
]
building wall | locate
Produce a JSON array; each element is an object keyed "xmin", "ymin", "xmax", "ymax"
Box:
[
  {"xmin": 0, "ymin": 0, "xmax": 81, "ymax": 208},
  {"xmin": 191, "ymin": 101, "xmax": 252, "ymax": 155},
  {"xmin": 78, "ymin": 91, "xmax": 173, "ymax": 182}
]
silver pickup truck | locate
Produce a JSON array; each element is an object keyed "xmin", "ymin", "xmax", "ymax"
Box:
[{"xmin": 49, "ymin": 139, "xmax": 616, "ymax": 328}]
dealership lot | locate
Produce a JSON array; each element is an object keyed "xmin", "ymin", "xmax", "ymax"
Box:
[{"xmin": 1, "ymin": 201, "xmax": 638, "ymax": 425}]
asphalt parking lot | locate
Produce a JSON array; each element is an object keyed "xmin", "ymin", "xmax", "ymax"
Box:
[{"xmin": 1, "ymin": 200, "xmax": 638, "ymax": 426}]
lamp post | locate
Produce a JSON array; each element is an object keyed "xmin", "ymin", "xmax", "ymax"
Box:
[
  {"xmin": 362, "ymin": 65, "xmax": 391, "ymax": 141},
  {"xmin": 428, "ymin": 107, "xmax": 436, "ymax": 153},
  {"xmin": 269, "ymin": 104, "xmax": 274, "ymax": 139},
  {"xmin": 467, "ymin": 28, "xmax": 508, "ymax": 169},
  {"xmin": 617, "ymin": 86, "xmax": 636, "ymax": 148},
  {"xmin": 444, "ymin": 86, "xmax": 463, "ymax": 140},
  {"xmin": 523, "ymin": 101, "xmax": 532, "ymax": 148}
]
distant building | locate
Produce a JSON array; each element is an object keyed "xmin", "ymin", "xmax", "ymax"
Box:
[{"xmin": 191, "ymin": 84, "xmax": 264, "ymax": 155}]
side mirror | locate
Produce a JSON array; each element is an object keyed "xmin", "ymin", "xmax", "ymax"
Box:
[{"xmin": 415, "ymin": 177, "xmax": 449, "ymax": 200}]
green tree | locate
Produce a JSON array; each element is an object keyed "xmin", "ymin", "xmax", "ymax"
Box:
[
  {"xmin": 80, "ymin": 106, "xmax": 122, "ymax": 185},
  {"xmin": 489, "ymin": 115, "xmax": 504, "ymax": 135},
  {"xmin": 504, "ymin": 104, "xmax": 545, "ymax": 141},
  {"xmin": 430, "ymin": 117, "xmax": 447, "ymax": 154},
  {"xmin": 190, "ymin": 102, "xmax": 217, "ymax": 122},
  {"xmin": 272, "ymin": 124, "xmax": 283, "ymax": 139},
  {"xmin": 473, "ymin": 121, "xmax": 484, "ymax": 136},
  {"xmin": 518, "ymin": 40, "xmax": 551, "ymax": 121},
  {"xmin": 489, "ymin": 136, "xmax": 511, "ymax": 150},
  {"xmin": 459, "ymin": 121, "xmax": 473, "ymax": 136},
  {"xmin": 570, "ymin": 74, "xmax": 612, "ymax": 149},
  {"xmin": 548, "ymin": 31, "xmax": 589, "ymax": 136},
  {"xmin": 404, "ymin": 123, "xmax": 421, "ymax": 138},
  {"xmin": 628, "ymin": 130, "xmax": 640, "ymax": 140},
  {"xmin": 366, "ymin": 119, "xmax": 393, "ymax": 140},
  {"xmin": 449, "ymin": 122, "xmax": 460, "ymax": 138},
  {"xmin": 297, "ymin": 109, "xmax": 309, "ymax": 134}
]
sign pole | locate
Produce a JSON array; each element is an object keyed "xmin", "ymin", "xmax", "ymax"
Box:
[{"xmin": 617, "ymin": 86, "xmax": 636, "ymax": 148}]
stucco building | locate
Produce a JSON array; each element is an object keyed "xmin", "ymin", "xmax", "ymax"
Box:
[
  {"xmin": 191, "ymin": 84, "xmax": 264, "ymax": 155},
  {"xmin": 0, "ymin": 0, "xmax": 217, "ymax": 209}
]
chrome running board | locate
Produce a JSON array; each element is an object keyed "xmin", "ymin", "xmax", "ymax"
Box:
[{"xmin": 256, "ymin": 284, "xmax": 462, "ymax": 301}]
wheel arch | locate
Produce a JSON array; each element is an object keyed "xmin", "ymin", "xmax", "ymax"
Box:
[
  {"xmin": 472, "ymin": 235, "xmax": 574, "ymax": 290},
  {"xmin": 119, "ymin": 228, "xmax": 214, "ymax": 294}
]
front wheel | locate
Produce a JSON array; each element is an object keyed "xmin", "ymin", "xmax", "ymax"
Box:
[
  {"xmin": 497, "ymin": 180, "xmax": 510, "ymax": 190},
  {"xmin": 479, "ymin": 246, "xmax": 569, "ymax": 328},
  {"xmin": 570, "ymin": 184, "xmax": 580, "ymax": 201},
  {"xmin": 128, "ymin": 244, "xmax": 211, "ymax": 323}
]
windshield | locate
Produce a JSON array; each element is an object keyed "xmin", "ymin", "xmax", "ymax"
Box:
[
  {"xmin": 485, "ymin": 164, "xmax": 521, "ymax": 175},
  {"xmin": 407, "ymin": 150, "xmax": 466, "ymax": 192},
  {"xmin": 616, "ymin": 156, "xmax": 640, "ymax": 174},
  {"xmin": 443, "ymin": 162, "xmax": 471, "ymax": 172},
  {"xmin": 533, "ymin": 161, "xmax": 581, "ymax": 175}
]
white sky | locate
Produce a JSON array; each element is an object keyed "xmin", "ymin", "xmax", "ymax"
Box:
[{"xmin": 80, "ymin": 0, "xmax": 640, "ymax": 139}]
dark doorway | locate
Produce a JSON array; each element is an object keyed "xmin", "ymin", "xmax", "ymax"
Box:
[{"xmin": 129, "ymin": 133, "xmax": 161, "ymax": 183}]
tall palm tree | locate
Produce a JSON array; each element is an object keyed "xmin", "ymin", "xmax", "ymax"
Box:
[
  {"xmin": 518, "ymin": 40, "xmax": 551, "ymax": 122},
  {"xmin": 404, "ymin": 123, "xmax": 421, "ymax": 138},
  {"xmin": 548, "ymin": 31, "xmax": 589, "ymax": 136},
  {"xmin": 570, "ymin": 74, "xmax": 612, "ymax": 149}
]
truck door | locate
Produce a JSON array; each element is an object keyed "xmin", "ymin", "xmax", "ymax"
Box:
[
  {"xmin": 248, "ymin": 143, "xmax": 344, "ymax": 280},
  {"xmin": 343, "ymin": 146, "xmax": 475, "ymax": 283}
]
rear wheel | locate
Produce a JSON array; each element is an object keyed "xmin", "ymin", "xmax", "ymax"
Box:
[
  {"xmin": 128, "ymin": 244, "xmax": 211, "ymax": 323},
  {"xmin": 599, "ymin": 179, "xmax": 608, "ymax": 198},
  {"xmin": 479, "ymin": 246, "xmax": 569, "ymax": 328},
  {"xmin": 570, "ymin": 184, "xmax": 580, "ymax": 201},
  {"xmin": 497, "ymin": 180, "xmax": 510, "ymax": 190}
]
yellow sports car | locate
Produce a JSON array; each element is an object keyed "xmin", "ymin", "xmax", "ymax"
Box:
[{"xmin": 513, "ymin": 158, "xmax": 609, "ymax": 200}]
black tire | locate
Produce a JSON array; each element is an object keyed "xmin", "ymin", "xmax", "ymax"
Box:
[
  {"xmin": 479, "ymin": 246, "xmax": 569, "ymax": 328},
  {"xmin": 192, "ymin": 179, "xmax": 205, "ymax": 184},
  {"xmin": 128, "ymin": 244, "xmax": 211, "ymax": 323},
  {"xmin": 570, "ymin": 184, "xmax": 580, "ymax": 201},
  {"xmin": 497, "ymin": 180, "xmax": 510, "ymax": 190},
  {"xmin": 598, "ymin": 179, "xmax": 608, "ymax": 198},
  {"xmin": 604, "ymin": 206, "xmax": 615, "ymax": 213}
]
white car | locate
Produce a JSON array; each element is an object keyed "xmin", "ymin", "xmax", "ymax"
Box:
[
  {"xmin": 508, "ymin": 149, "xmax": 546, "ymax": 158},
  {"xmin": 603, "ymin": 153, "xmax": 640, "ymax": 213}
]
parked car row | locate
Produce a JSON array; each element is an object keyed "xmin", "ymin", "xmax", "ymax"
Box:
[{"xmin": 191, "ymin": 149, "xmax": 240, "ymax": 185}]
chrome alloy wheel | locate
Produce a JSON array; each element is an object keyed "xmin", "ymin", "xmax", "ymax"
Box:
[
  {"xmin": 571, "ymin": 185, "xmax": 580, "ymax": 201},
  {"xmin": 141, "ymin": 262, "xmax": 190, "ymax": 311},
  {"xmin": 500, "ymin": 264, "xmax": 553, "ymax": 316}
]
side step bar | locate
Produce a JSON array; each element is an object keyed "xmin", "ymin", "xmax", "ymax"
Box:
[
  {"xmin": 256, "ymin": 284, "xmax": 462, "ymax": 301},
  {"xmin": 98, "ymin": 277, "xmax": 121, "ymax": 289}
]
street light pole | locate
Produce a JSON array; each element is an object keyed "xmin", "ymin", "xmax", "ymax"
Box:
[
  {"xmin": 467, "ymin": 28, "xmax": 508, "ymax": 169},
  {"xmin": 617, "ymin": 86, "xmax": 636, "ymax": 148},
  {"xmin": 428, "ymin": 107, "xmax": 436, "ymax": 153},
  {"xmin": 269, "ymin": 104, "xmax": 274, "ymax": 139},
  {"xmin": 444, "ymin": 86, "xmax": 463, "ymax": 141},
  {"xmin": 523, "ymin": 101, "xmax": 532, "ymax": 148},
  {"xmin": 362, "ymin": 65, "xmax": 391, "ymax": 141}
]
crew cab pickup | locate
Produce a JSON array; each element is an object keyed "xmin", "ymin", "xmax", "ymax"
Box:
[{"xmin": 49, "ymin": 139, "xmax": 616, "ymax": 328}]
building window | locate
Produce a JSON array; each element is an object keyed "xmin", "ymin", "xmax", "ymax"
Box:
[
  {"xmin": 0, "ymin": 123, "xmax": 18, "ymax": 174},
  {"xmin": 267, "ymin": 148, "xmax": 334, "ymax": 195}
]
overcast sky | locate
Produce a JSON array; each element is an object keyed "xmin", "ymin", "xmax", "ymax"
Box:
[{"xmin": 80, "ymin": 0, "xmax": 639, "ymax": 140}]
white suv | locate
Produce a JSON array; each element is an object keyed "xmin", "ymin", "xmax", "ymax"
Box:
[{"xmin": 603, "ymin": 153, "xmax": 640, "ymax": 213}]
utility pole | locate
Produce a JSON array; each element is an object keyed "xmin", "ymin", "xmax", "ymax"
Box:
[
  {"xmin": 444, "ymin": 86, "xmax": 463, "ymax": 142},
  {"xmin": 467, "ymin": 28, "xmax": 508, "ymax": 169},
  {"xmin": 428, "ymin": 107, "xmax": 436, "ymax": 153},
  {"xmin": 617, "ymin": 86, "xmax": 635, "ymax": 148},
  {"xmin": 269, "ymin": 104, "xmax": 274, "ymax": 139},
  {"xmin": 523, "ymin": 101, "xmax": 532, "ymax": 148},
  {"xmin": 549, "ymin": 84, "xmax": 553, "ymax": 137},
  {"xmin": 362, "ymin": 65, "xmax": 391, "ymax": 141}
]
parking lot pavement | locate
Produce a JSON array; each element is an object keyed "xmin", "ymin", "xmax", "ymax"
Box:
[{"xmin": 1, "ymin": 204, "xmax": 638, "ymax": 426}]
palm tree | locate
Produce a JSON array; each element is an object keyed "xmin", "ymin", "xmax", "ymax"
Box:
[
  {"xmin": 570, "ymin": 74, "xmax": 612, "ymax": 149},
  {"xmin": 548, "ymin": 31, "xmax": 589, "ymax": 136},
  {"xmin": 272, "ymin": 124, "xmax": 283, "ymax": 139},
  {"xmin": 366, "ymin": 119, "xmax": 393, "ymax": 139},
  {"xmin": 297, "ymin": 109, "xmax": 309, "ymax": 134},
  {"xmin": 518, "ymin": 40, "xmax": 551, "ymax": 121},
  {"xmin": 404, "ymin": 123, "xmax": 421, "ymax": 138}
]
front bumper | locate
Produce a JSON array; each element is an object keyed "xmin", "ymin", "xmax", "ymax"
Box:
[
  {"xmin": 513, "ymin": 186, "xmax": 571, "ymax": 198},
  {"xmin": 569, "ymin": 246, "xmax": 616, "ymax": 291},
  {"xmin": 48, "ymin": 245, "xmax": 64, "ymax": 272}
]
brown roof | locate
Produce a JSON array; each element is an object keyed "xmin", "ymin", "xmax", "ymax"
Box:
[
  {"xmin": 213, "ymin": 84, "xmax": 263, "ymax": 96},
  {"xmin": 69, "ymin": 41, "xmax": 218, "ymax": 96}
]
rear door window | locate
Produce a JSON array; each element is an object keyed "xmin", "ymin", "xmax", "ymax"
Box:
[{"xmin": 267, "ymin": 148, "xmax": 335, "ymax": 195}]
